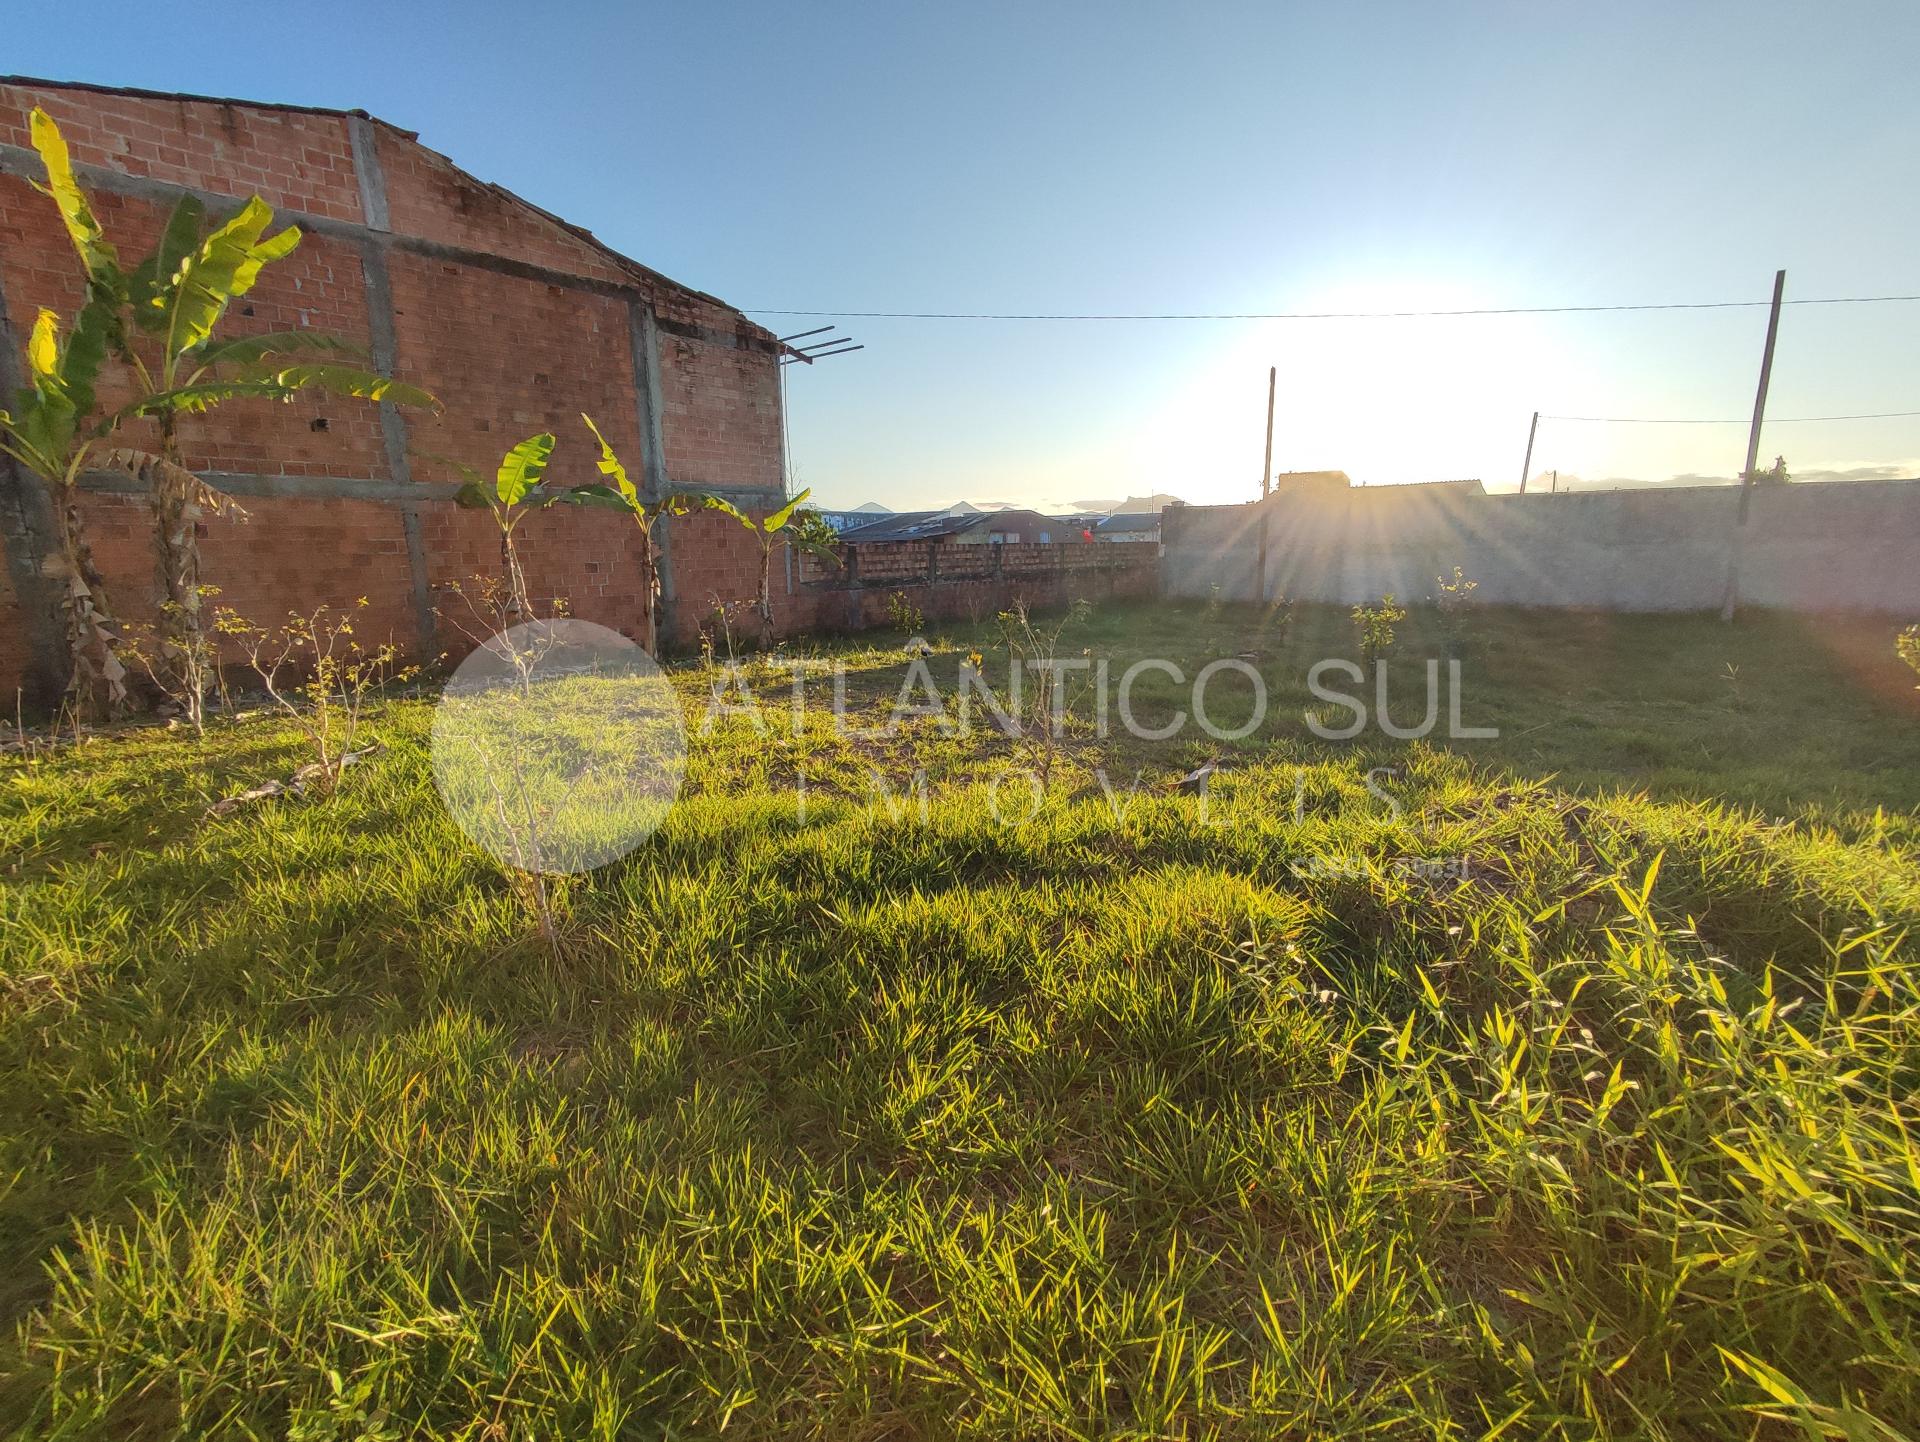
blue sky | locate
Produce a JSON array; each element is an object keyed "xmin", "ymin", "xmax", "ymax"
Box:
[{"xmin": 8, "ymin": 2, "xmax": 1918, "ymax": 509}]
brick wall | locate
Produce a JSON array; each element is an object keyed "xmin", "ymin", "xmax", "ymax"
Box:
[
  {"xmin": 0, "ymin": 78, "xmax": 788, "ymax": 704},
  {"xmin": 659, "ymin": 527, "xmax": 1161, "ymax": 647}
]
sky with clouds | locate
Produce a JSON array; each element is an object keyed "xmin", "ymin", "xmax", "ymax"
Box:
[{"xmin": 9, "ymin": 1, "xmax": 1917, "ymax": 510}]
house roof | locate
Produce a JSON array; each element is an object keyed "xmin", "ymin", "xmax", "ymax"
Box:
[
  {"xmin": 1378, "ymin": 478, "xmax": 1487, "ymax": 493},
  {"xmin": 1, "ymin": 74, "xmax": 762, "ymax": 333},
  {"xmin": 1096, "ymin": 512, "xmax": 1162, "ymax": 532},
  {"xmin": 836, "ymin": 511, "xmax": 966, "ymax": 542},
  {"xmin": 838, "ymin": 507, "xmax": 1059, "ymax": 543},
  {"xmin": 1268, "ymin": 472, "xmax": 1488, "ymax": 498}
]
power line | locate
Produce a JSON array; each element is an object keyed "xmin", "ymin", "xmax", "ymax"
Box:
[
  {"xmin": 744, "ymin": 293, "xmax": 1920, "ymax": 322},
  {"xmin": 1545, "ymin": 409, "xmax": 1920, "ymax": 424}
]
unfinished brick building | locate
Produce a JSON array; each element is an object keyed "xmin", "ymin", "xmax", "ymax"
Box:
[{"xmin": 0, "ymin": 76, "xmax": 791, "ymax": 704}]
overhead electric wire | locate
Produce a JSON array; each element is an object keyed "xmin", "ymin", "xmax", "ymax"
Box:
[
  {"xmin": 743, "ymin": 294, "xmax": 1920, "ymax": 322},
  {"xmin": 1545, "ymin": 409, "xmax": 1920, "ymax": 424}
]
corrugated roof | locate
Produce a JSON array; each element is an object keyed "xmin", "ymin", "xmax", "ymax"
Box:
[
  {"xmin": 839, "ymin": 508, "xmax": 1061, "ymax": 543},
  {"xmin": 837, "ymin": 512, "xmax": 966, "ymax": 542}
]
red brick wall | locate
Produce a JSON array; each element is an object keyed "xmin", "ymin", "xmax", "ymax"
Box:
[
  {"xmin": 654, "ymin": 299, "xmax": 786, "ymax": 492},
  {"xmin": 0, "ymin": 79, "xmax": 787, "ymax": 702},
  {"xmin": 374, "ymin": 128, "xmax": 630, "ymax": 286},
  {"xmin": 389, "ymin": 255, "xmax": 643, "ymax": 485},
  {"xmin": 659, "ymin": 524, "xmax": 1160, "ymax": 648},
  {"xmin": 0, "ymin": 88, "xmax": 364, "ymax": 223}
]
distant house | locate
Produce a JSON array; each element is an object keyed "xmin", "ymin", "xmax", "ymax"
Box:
[
  {"xmin": 1270, "ymin": 471, "xmax": 1486, "ymax": 499},
  {"xmin": 1271, "ymin": 470, "xmax": 1357, "ymax": 492},
  {"xmin": 1370, "ymin": 477, "xmax": 1487, "ymax": 497},
  {"xmin": 832, "ymin": 511, "xmax": 947, "ymax": 542},
  {"xmin": 811, "ymin": 509, "xmax": 890, "ymax": 534},
  {"xmin": 839, "ymin": 508, "xmax": 1063, "ymax": 545},
  {"xmin": 1092, "ymin": 504, "xmax": 1184, "ymax": 543}
]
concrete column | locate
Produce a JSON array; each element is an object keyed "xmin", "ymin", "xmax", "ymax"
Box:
[
  {"xmin": 346, "ymin": 116, "xmax": 391, "ymax": 232},
  {"xmin": 627, "ymin": 297, "xmax": 676, "ymax": 648},
  {"xmin": 0, "ymin": 260, "xmax": 65, "ymax": 705},
  {"xmin": 347, "ymin": 115, "xmax": 435, "ymax": 653}
]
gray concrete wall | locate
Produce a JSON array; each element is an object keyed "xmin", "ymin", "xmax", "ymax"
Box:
[{"xmin": 1162, "ymin": 480, "xmax": 1920, "ymax": 613}]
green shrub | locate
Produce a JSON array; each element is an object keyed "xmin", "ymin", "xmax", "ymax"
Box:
[
  {"xmin": 1433, "ymin": 566, "xmax": 1480, "ymax": 652},
  {"xmin": 1352, "ymin": 594, "xmax": 1407, "ymax": 665},
  {"xmin": 1265, "ymin": 594, "xmax": 1297, "ymax": 645},
  {"xmin": 886, "ymin": 590, "xmax": 924, "ymax": 635}
]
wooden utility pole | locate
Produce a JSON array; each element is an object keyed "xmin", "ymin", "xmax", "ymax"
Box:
[
  {"xmin": 1518, "ymin": 410, "xmax": 1539, "ymax": 493},
  {"xmin": 1261, "ymin": 366, "xmax": 1276, "ymax": 498},
  {"xmin": 1720, "ymin": 268, "xmax": 1786, "ymax": 621}
]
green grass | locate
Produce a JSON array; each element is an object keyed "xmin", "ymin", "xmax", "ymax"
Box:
[{"xmin": 2, "ymin": 600, "xmax": 1918, "ymax": 1438}]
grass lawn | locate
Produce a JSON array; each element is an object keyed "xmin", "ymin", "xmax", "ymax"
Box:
[{"xmin": 3, "ymin": 599, "xmax": 1918, "ymax": 1438}]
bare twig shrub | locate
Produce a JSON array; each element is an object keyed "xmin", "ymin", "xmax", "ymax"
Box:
[
  {"xmin": 994, "ymin": 597, "xmax": 1094, "ymax": 787},
  {"xmin": 215, "ymin": 599, "xmax": 416, "ymax": 795}
]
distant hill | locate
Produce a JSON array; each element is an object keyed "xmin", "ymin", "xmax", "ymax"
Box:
[
  {"xmin": 829, "ymin": 492, "xmax": 1197, "ymax": 516},
  {"xmin": 1069, "ymin": 492, "xmax": 1187, "ymax": 514},
  {"xmin": 1527, "ymin": 465, "xmax": 1918, "ymax": 493}
]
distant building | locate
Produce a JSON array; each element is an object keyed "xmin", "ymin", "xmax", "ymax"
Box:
[
  {"xmin": 1371, "ymin": 477, "xmax": 1487, "ymax": 497},
  {"xmin": 811, "ymin": 509, "xmax": 890, "ymax": 534},
  {"xmin": 1093, "ymin": 511, "xmax": 1165, "ymax": 543},
  {"xmin": 839, "ymin": 508, "xmax": 1063, "ymax": 544},
  {"xmin": 1270, "ymin": 471, "xmax": 1486, "ymax": 499},
  {"xmin": 1271, "ymin": 470, "xmax": 1355, "ymax": 489}
]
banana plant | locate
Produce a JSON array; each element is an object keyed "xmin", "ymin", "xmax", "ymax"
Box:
[
  {"xmin": 0, "ymin": 305, "xmax": 235, "ymax": 716},
  {"xmin": 451, "ymin": 432, "xmax": 597, "ymax": 623},
  {"xmin": 27, "ymin": 107, "xmax": 436, "ymax": 716},
  {"xmin": 698, "ymin": 487, "xmax": 840, "ymax": 646},
  {"xmin": 569, "ymin": 414, "xmax": 737, "ymax": 656}
]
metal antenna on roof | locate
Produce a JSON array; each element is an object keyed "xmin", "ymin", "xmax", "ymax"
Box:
[{"xmin": 779, "ymin": 326, "xmax": 864, "ymax": 365}]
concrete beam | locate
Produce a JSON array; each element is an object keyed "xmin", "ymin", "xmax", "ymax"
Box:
[{"xmin": 77, "ymin": 470, "xmax": 464, "ymax": 503}]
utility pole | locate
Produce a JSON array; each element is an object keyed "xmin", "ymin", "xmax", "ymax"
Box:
[
  {"xmin": 1550, "ymin": 470, "xmax": 1558, "ymax": 494},
  {"xmin": 1720, "ymin": 269, "xmax": 1786, "ymax": 621},
  {"xmin": 1261, "ymin": 366, "xmax": 1276, "ymax": 498},
  {"xmin": 1518, "ymin": 410, "xmax": 1539, "ymax": 493}
]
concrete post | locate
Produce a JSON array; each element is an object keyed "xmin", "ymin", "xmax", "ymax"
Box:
[
  {"xmin": 1253, "ymin": 505, "xmax": 1270, "ymax": 604},
  {"xmin": 1721, "ymin": 269, "xmax": 1786, "ymax": 621}
]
